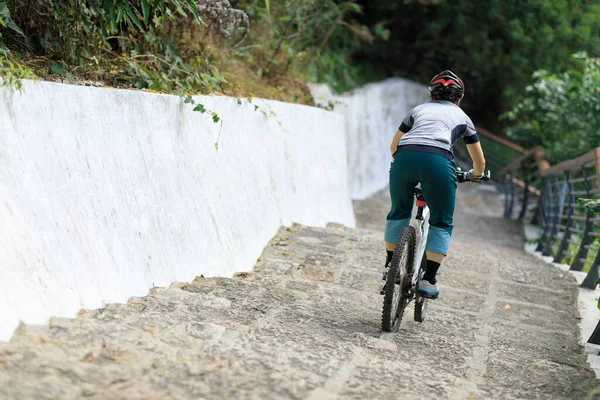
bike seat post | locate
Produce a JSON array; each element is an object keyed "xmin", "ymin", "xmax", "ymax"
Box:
[
  {"xmin": 415, "ymin": 191, "xmax": 426, "ymax": 220},
  {"xmin": 414, "ymin": 188, "xmax": 425, "ymax": 201}
]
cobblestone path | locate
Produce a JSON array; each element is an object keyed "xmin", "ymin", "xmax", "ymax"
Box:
[{"xmin": 0, "ymin": 185, "xmax": 597, "ymax": 399}]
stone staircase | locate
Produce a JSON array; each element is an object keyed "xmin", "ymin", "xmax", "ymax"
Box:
[{"xmin": 0, "ymin": 186, "xmax": 597, "ymax": 399}]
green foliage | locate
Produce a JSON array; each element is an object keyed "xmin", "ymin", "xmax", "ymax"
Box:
[
  {"xmin": 0, "ymin": 1, "xmax": 22, "ymax": 35},
  {"xmin": 0, "ymin": 0, "xmax": 35, "ymax": 90},
  {"xmin": 2, "ymin": 0, "xmax": 370, "ymax": 104},
  {"xmin": 233, "ymin": 0, "xmax": 381, "ymax": 92},
  {"xmin": 0, "ymin": 50, "xmax": 36, "ymax": 90},
  {"xmin": 502, "ymin": 52, "xmax": 600, "ymax": 163},
  {"xmin": 4, "ymin": 0, "xmax": 598, "ymax": 137},
  {"xmin": 184, "ymin": 95, "xmax": 223, "ymax": 148},
  {"xmin": 353, "ymin": 0, "xmax": 600, "ymax": 129},
  {"xmin": 0, "ymin": 0, "xmax": 232, "ymax": 127},
  {"xmin": 578, "ymin": 198, "xmax": 600, "ymax": 215},
  {"xmin": 48, "ymin": 61, "xmax": 74, "ymax": 83},
  {"xmin": 4, "ymin": 0, "xmax": 202, "ymax": 62},
  {"xmin": 0, "ymin": 0, "xmax": 227, "ymax": 95}
]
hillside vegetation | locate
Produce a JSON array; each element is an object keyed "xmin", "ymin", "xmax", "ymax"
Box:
[
  {"xmin": 1, "ymin": 0, "xmax": 599, "ymax": 162},
  {"xmin": 0, "ymin": 0, "xmax": 380, "ymax": 105}
]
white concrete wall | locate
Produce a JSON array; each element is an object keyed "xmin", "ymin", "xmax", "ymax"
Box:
[
  {"xmin": 310, "ymin": 78, "xmax": 429, "ymax": 200},
  {"xmin": 0, "ymin": 80, "xmax": 355, "ymax": 341}
]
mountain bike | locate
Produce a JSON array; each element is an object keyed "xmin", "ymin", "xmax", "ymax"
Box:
[{"xmin": 381, "ymin": 168, "xmax": 491, "ymax": 332}]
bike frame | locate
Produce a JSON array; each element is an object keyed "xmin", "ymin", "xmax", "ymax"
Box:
[{"xmin": 409, "ymin": 184, "xmax": 430, "ymax": 285}]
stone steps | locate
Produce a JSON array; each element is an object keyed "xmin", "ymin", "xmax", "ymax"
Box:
[{"xmin": 1, "ymin": 186, "xmax": 598, "ymax": 399}]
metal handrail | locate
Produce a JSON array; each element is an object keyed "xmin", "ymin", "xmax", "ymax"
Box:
[
  {"xmin": 498, "ymin": 146, "xmax": 600, "ymax": 289},
  {"xmin": 476, "ymin": 126, "xmax": 528, "ymax": 154},
  {"xmin": 498, "ymin": 146, "xmax": 550, "ymax": 177},
  {"xmin": 535, "ymin": 150, "xmax": 600, "ymax": 282},
  {"xmin": 541, "ymin": 148, "xmax": 600, "ymax": 182},
  {"xmin": 492, "ymin": 142, "xmax": 600, "ymax": 345},
  {"xmin": 498, "ymin": 147, "xmax": 537, "ymax": 177}
]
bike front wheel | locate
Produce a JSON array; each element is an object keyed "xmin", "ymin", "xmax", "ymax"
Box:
[
  {"xmin": 382, "ymin": 226, "xmax": 415, "ymax": 332},
  {"xmin": 414, "ymin": 253, "xmax": 428, "ymax": 323}
]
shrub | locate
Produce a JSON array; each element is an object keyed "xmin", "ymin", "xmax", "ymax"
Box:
[{"xmin": 502, "ymin": 52, "xmax": 600, "ymax": 164}]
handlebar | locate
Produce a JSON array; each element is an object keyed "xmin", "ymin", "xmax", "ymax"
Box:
[{"xmin": 456, "ymin": 168, "xmax": 491, "ymax": 183}]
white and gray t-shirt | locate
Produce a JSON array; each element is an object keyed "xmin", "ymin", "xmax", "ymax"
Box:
[{"xmin": 397, "ymin": 100, "xmax": 479, "ymax": 160}]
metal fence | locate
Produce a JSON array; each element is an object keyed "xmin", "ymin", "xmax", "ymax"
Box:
[
  {"xmin": 497, "ymin": 146, "xmax": 547, "ymax": 221},
  {"xmin": 499, "ymin": 148, "xmax": 600, "ymax": 289},
  {"xmin": 477, "ymin": 134, "xmax": 600, "ymax": 344}
]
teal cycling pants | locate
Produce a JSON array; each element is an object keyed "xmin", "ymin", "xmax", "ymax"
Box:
[{"xmin": 384, "ymin": 150, "xmax": 457, "ymax": 255}]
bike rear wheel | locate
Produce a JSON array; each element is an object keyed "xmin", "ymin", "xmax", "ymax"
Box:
[{"xmin": 382, "ymin": 226, "xmax": 415, "ymax": 332}]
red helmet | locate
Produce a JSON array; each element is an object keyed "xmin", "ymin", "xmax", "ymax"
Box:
[{"xmin": 429, "ymin": 70, "xmax": 465, "ymax": 98}]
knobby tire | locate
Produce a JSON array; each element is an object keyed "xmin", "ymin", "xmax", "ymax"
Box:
[
  {"xmin": 382, "ymin": 226, "xmax": 415, "ymax": 332},
  {"xmin": 414, "ymin": 253, "xmax": 428, "ymax": 323}
]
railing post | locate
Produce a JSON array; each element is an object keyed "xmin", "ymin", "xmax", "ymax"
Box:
[
  {"xmin": 581, "ymin": 251, "xmax": 600, "ymax": 289},
  {"xmin": 529, "ymin": 147, "xmax": 549, "ymax": 226},
  {"xmin": 508, "ymin": 174, "xmax": 516, "ymax": 219},
  {"xmin": 518, "ymin": 170, "xmax": 529, "ymax": 220},
  {"xmin": 542, "ymin": 176, "xmax": 561, "ymax": 257},
  {"xmin": 596, "ymin": 147, "xmax": 600, "ymax": 189},
  {"xmin": 535, "ymin": 146, "xmax": 551, "ymax": 173},
  {"xmin": 571, "ymin": 167, "xmax": 594, "ymax": 272},
  {"xmin": 589, "ymin": 320, "xmax": 600, "ymax": 345},
  {"xmin": 580, "ymin": 149, "xmax": 600, "ymax": 286},
  {"xmin": 554, "ymin": 171, "xmax": 575, "ymax": 264},
  {"xmin": 503, "ymin": 174, "xmax": 513, "ymax": 219},
  {"xmin": 531, "ymin": 196, "xmax": 542, "ymax": 226},
  {"xmin": 536, "ymin": 177, "xmax": 553, "ymax": 252}
]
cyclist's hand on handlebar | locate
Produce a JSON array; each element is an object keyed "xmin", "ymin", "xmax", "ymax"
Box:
[
  {"xmin": 457, "ymin": 168, "xmax": 491, "ymax": 183},
  {"xmin": 467, "ymin": 169, "xmax": 483, "ymax": 183}
]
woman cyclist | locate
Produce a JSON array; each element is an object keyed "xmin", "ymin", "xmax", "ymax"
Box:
[{"xmin": 384, "ymin": 70, "xmax": 486, "ymax": 298}]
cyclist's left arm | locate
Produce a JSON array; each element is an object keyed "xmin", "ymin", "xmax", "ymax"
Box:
[
  {"xmin": 391, "ymin": 111, "xmax": 415, "ymax": 155},
  {"xmin": 390, "ymin": 130, "xmax": 405, "ymax": 155}
]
